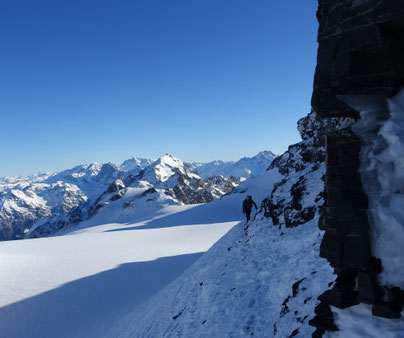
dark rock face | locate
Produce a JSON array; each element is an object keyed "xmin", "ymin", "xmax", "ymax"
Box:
[
  {"xmin": 312, "ymin": 0, "xmax": 404, "ymax": 118},
  {"xmin": 310, "ymin": 0, "xmax": 404, "ymax": 335},
  {"xmin": 205, "ymin": 175, "xmax": 239, "ymax": 195},
  {"xmin": 372, "ymin": 287, "xmax": 404, "ymax": 319},
  {"xmin": 320, "ymin": 129, "xmax": 371, "ymax": 270},
  {"xmin": 168, "ymin": 174, "xmax": 215, "ymax": 205},
  {"xmin": 309, "ymin": 302, "xmax": 338, "ymax": 332}
]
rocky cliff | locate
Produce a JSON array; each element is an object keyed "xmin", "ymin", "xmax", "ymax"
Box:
[
  {"xmin": 310, "ymin": 0, "xmax": 404, "ymax": 335},
  {"xmin": 312, "ymin": 0, "xmax": 404, "ymax": 118}
]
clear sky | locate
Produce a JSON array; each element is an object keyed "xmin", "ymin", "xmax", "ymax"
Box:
[{"xmin": 0, "ymin": 0, "xmax": 319, "ymax": 177}]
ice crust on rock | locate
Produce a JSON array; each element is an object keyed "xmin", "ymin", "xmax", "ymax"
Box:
[{"xmin": 352, "ymin": 89, "xmax": 404, "ymax": 289}]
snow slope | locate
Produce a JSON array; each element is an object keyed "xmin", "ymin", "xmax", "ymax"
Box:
[
  {"xmin": 0, "ymin": 169, "xmax": 278, "ymax": 338},
  {"xmin": 105, "ymin": 149, "xmax": 335, "ymax": 337},
  {"xmin": 107, "ymin": 214, "xmax": 331, "ymax": 338}
]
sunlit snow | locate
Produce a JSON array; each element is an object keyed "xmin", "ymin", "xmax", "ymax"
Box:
[{"xmin": 0, "ymin": 170, "xmax": 278, "ymax": 338}]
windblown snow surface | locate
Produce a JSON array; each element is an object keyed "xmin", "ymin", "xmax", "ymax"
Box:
[
  {"xmin": 105, "ymin": 160, "xmax": 336, "ymax": 337},
  {"xmin": 0, "ymin": 168, "xmax": 279, "ymax": 338}
]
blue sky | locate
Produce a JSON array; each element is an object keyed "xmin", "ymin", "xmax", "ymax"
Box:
[{"xmin": 0, "ymin": 0, "xmax": 319, "ymax": 176}]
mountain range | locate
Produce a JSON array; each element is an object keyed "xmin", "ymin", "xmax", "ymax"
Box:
[
  {"xmin": 188, "ymin": 150, "xmax": 277, "ymax": 179},
  {"xmin": 0, "ymin": 151, "xmax": 275, "ymax": 241}
]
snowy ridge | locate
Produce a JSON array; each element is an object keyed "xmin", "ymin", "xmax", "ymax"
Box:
[
  {"xmin": 45, "ymin": 162, "xmax": 122, "ymax": 200},
  {"xmin": 120, "ymin": 157, "xmax": 154, "ymax": 175},
  {"xmin": 0, "ymin": 172, "xmax": 50, "ymax": 187},
  {"xmin": 188, "ymin": 150, "xmax": 277, "ymax": 179}
]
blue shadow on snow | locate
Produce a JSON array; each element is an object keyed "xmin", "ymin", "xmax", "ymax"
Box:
[
  {"xmin": 105, "ymin": 198, "xmax": 242, "ymax": 233},
  {"xmin": 0, "ymin": 253, "xmax": 202, "ymax": 338}
]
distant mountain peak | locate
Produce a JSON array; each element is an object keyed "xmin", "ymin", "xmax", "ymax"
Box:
[
  {"xmin": 138, "ymin": 154, "xmax": 199, "ymax": 185},
  {"xmin": 255, "ymin": 150, "xmax": 277, "ymax": 157},
  {"xmin": 188, "ymin": 150, "xmax": 277, "ymax": 179},
  {"xmin": 120, "ymin": 157, "xmax": 154, "ymax": 174}
]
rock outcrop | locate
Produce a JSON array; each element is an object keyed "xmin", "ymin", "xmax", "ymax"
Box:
[
  {"xmin": 310, "ymin": 0, "xmax": 404, "ymax": 335},
  {"xmin": 312, "ymin": 0, "xmax": 404, "ymax": 118},
  {"xmin": 266, "ymin": 112, "xmax": 350, "ymax": 230}
]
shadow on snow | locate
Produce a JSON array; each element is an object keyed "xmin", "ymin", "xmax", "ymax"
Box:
[
  {"xmin": 0, "ymin": 253, "xmax": 202, "ymax": 338},
  {"xmin": 104, "ymin": 195, "xmax": 243, "ymax": 233}
]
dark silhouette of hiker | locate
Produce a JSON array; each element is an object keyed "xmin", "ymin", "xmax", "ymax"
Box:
[{"xmin": 243, "ymin": 195, "xmax": 258, "ymax": 223}]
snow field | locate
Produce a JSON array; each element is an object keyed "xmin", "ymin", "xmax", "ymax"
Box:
[
  {"xmin": 0, "ymin": 168, "xmax": 279, "ymax": 337},
  {"xmin": 0, "ymin": 212, "xmax": 236, "ymax": 338}
]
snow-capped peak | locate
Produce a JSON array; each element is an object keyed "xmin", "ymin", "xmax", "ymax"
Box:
[
  {"xmin": 120, "ymin": 157, "xmax": 154, "ymax": 173},
  {"xmin": 139, "ymin": 154, "xmax": 200, "ymax": 185},
  {"xmin": 156, "ymin": 154, "xmax": 184, "ymax": 168},
  {"xmin": 253, "ymin": 150, "xmax": 277, "ymax": 160}
]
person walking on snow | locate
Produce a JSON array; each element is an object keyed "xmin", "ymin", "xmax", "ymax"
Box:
[{"xmin": 243, "ymin": 195, "xmax": 258, "ymax": 223}]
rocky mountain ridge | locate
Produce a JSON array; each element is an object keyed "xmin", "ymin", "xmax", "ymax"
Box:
[{"xmin": 188, "ymin": 150, "xmax": 277, "ymax": 179}]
